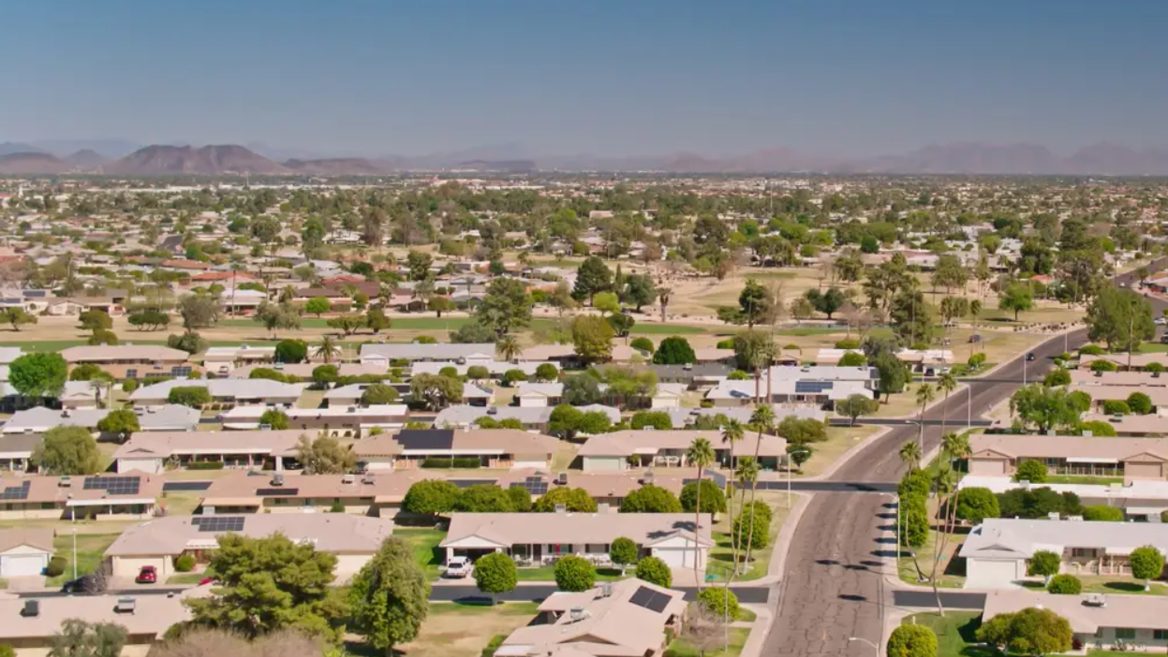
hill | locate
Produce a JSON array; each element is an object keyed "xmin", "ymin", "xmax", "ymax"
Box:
[
  {"xmin": 0, "ymin": 152, "xmax": 70, "ymax": 175},
  {"xmin": 107, "ymin": 144, "xmax": 287, "ymax": 176}
]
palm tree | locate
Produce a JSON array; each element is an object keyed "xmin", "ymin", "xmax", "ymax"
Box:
[
  {"xmin": 929, "ymin": 465, "xmax": 958, "ymax": 616},
  {"xmin": 496, "ymin": 334, "xmax": 521, "ymax": 362},
  {"xmin": 899, "ymin": 440, "xmax": 922, "ymax": 471},
  {"xmin": 915, "ymin": 383, "xmax": 936, "ymax": 450},
  {"xmin": 968, "ymin": 300, "xmax": 982, "ymax": 358},
  {"xmin": 721, "ymin": 420, "xmax": 745, "ymax": 567},
  {"xmin": 732, "ymin": 457, "xmax": 760, "ymax": 579},
  {"xmin": 937, "ymin": 372, "xmax": 958, "ymax": 437},
  {"xmin": 685, "ymin": 437, "xmax": 715, "ymax": 590},
  {"xmin": 743, "ymin": 405, "xmax": 775, "ymax": 567},
  {"xmin": 931, "ymin": 432, "xmax": 971, "ymax": 616},
  {"xmin": 314, "ymin": 336, "xmax": 339, "ymax": 364}
]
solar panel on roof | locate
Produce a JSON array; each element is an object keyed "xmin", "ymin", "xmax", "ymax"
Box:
[
  {"xmin": 83, "ymin": 476, "xmax": 140, "ymax": 495},
  {"xmin": 628, "ymin": 585, "xmax": 671, "ymax": 613},
  {"xmin": 255, "ymin": 487, "xmax": 299, "ymax": 496},
  {"xmin": 794, "ymin": 380, "xmax": 832, "ymax": 394},
  {"xmin": 394, "ymin": 429, "xmax": 455, "ymax": 451},
  {"xmin": 0, "ymin": 481, "xmax": 30, "ymax": 500},
  {"xmin": 510, "ymin": 476, "xmax": 548, "ymax": 495},
  {"xmin": 162, "ymin": 481, "xmax": 212, "ymax": 492},
  {"xmin": 192, "ymin": 516, "xmax": 246, "ymax": 532}
]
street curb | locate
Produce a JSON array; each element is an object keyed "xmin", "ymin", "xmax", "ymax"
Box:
[
  {"xmin": 736, "ymin": 493, "xmax": 810, "ymax": 657},
  {"xmin": 801, "ymin": 426, "xmax": 892, "ymax": 481}
]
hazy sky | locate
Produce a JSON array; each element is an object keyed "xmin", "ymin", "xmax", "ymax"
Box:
[{"xmin": 3, "ymin": 0, "xmax": 1167, "ymax": 157}]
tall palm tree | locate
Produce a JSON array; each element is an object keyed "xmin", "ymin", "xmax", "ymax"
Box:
[
  {"xmin": 937, "ymin": 372, "xmax": 958, "ymax": 436},
  {"xmin": 968, "ymin": 300, "xmax": 982, "ymax": 358},
  {"xmin": 315, "ymin": 336, "xmax": 339, "ymax": 364},
  {"xmin": 899, "ymin": 440, "xmax": 922, "ymax": 471},
  {"xmin": 915, "ymin": 383, "xmax": 936, "ymax": 450},
  {"xmin": 496, "ymin": 334, "xmax": 521, "ymax": 362},
  {"xmin": 929, "ymin": 465, "xmax": 958, "ymax": 616},
  {"xmin": 731, "ymin": 457, "xmax": 759, "ymax": 579},
  {"xmin": 721, "ymin": 420, "xmax": 745, "ymax": 567},
  {"xmin": 743, "ymin": 405, "xmax": 775, "ymax": 567},
  {"xmin": 931, "ymin": 432, "xmax": 971, "ymax": 616},
  {"xmin": 685, "ymin": 437, "xmax": 715, "ymax": 590}
]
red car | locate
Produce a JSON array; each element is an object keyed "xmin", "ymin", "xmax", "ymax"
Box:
[{"xmin": 135, "ymin": 566, "xmax": 157, "ymax": 584}]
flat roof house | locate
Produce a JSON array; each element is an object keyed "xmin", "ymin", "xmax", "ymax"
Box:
[
  {"xmin": 353, "ymin": 428, "xmax": 561, "ymax": 471},
  {"xmin": 0, "ymin": 473, "xmax": 163, "ymax": 521},
  {"xmin": 202, "ymin": 345, "xmax": 276, "ymax": 376},
  {"xmin": 959, "ymin": 518, "xmax": 1168, "ymax": 589},
  {"xmin": 105, "ymin": 513, "xmax": 394, "ymax": 581},
  {"xmin": 360, "ymin": 342, "xmax": 496, "ymax": 366},
  {"xmin": 1, "ymin": 404, "xmax": 200, "ymax": 435},
  {"xmin": 577, "ymin": 429, "xmax": 788, "ymax": 471},
  {"xmin": 968, "ymin": 433, "xmax": 1168, "ymax": 483},
  {"xmin": 0, "ymin": 590, "xmax": 196, "ymax": 653},
  {"xmin": 440, "ymin": 511, "xmax": 712, "ymax": 571},
  {"xmin": 130, "ymin": 378, "xmax": 306, "ymax": 408},
  {"xmin": 60, "ymin": 345, "xmax": 191, "ymax": 379},
  {"xmin": 496, "ymin": 578, "xmax": 686, "ymax": 657},
  {"xmin": 112, "ymin": 429, "xmax": 307, "ymax": 474}
]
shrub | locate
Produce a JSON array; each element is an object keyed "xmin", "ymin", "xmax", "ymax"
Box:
[
  {"xmin": 1090, "ymin": 359, "xmax": 1118, "ymax": 372},
  {"xmin": 955, "ymin": 487, "xmax": 1000, "ymax": 524},
  {"xmin": 697, "ymin": 587, "xmax": 740, "ymax": 619},
  {"xmin": 634, "ymin": 556, "xmax": 672, "ymax": 587},
  {"xmin": 1014, "ymin": 459, "xmax": 1047, "ymax": 483},
  {"xmin": 838, "ymin": 352, "xmax": 867, "ymax": 366},
  {"xmin": 186, "ymin": 461, "xmax": 225, "ymax": 470},
  {"xmin": 481, "ymin": 635, "xmax": 506, "ymax": 657},
  {"xmin": 630, "ymin": 411, "xmax": 672, "ymax": 430},
  {"xmin": 174, "ymin": 554, "xmax": 196, "ymax": 572},
  {"xmin": 1079, "ymin": 344, "xmax": 1105, "ymax": 356},
  {"xmin": 534, "ymin": 363, "xmax": 559, "ymax": 381},
  {"xmin": 835, "ymin": 338, "xmax": 861, "ymax": 349},
  {"xmin": 466, "ymin": 365, "xmax": 490, "ymax": 380},
  {"xmin": 1043, "ymin": 369, "xmax": 1071, "ymax": 387},
  {"xmin": 1127, "ymin": 392, "xmax": 1154, "ymax": 414},
  {"xmin": 715, "ymin": 338, "xmax": 734, "ymax": 349},
  {"xmin": 45, "ymin": 555, "xmax": 66, "ymax": 577},
  {"xmin": 329, "ymin": 501, "xmax": 346, "ymax": 513},
  {"xmin": 1047, "ymin": 574, "xmax": 1083, "ymax": 595},
  {"xmin": 502, "ymin": 369, "xmax": 527, "ymax": 386},
  {"xmin": 421, "ymin": 456, "xmax": 481, "ymax": 468},
  {"xmin": 630, "ymin": 337, "xmax": 654, "ymax": 353},
  {"xmin": 1101, "ymin": 400, "xmax": 1130, "ymax": 415},
  {"xmin": 679, "ymin": 479, "xmax": 727, "ymax": 514},
  {"xmin": 886, "ymin": 624, "xmax": 938, "ymax": 657},
  {"xmin": 1077, "ymin": 420, "xmax": 1117, "ymax": 437},
  {"xmin": 1082, "ymin": 505, "xmax": 1124, "ymax": 522},
  {"xmin": 553, "ymin": 555, "xmax": 595, "ymax": 591},
  {"xmin": 732, "ymin": 501, "xmax": 771, "ymax": 550}
]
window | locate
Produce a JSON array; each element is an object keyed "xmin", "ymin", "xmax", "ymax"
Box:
[
  {"xmin": 1116, "ymin": 628, "xmax": 1137, "ymax": 640},
  {"xmin": 172, "ymin": 366, "xmax": 192, "ymax": 377},
  {"xmin": 1071, "ymin": 548, "xmax": 1096, "ymax": 558},
  {"xmin": 126, "ymin": 369, "xmax": 138, "ymax": 379},
  {"xmin": 1154, "ymin": 629, "xmax": 1168, "ymax": 641}
]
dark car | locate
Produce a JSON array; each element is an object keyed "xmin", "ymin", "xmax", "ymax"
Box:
[
  {"xmin": 61, "ymin": 575, "xmax": 101, "ymax": 595},
  {"xmin": 1026, "ymin": 352, "xmax": 1036, "ymax": 362}
]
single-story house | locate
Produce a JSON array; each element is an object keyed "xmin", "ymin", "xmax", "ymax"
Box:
[
  {"xmin": 0, "ymin": 528, "xmax": 54, "ymax": 578},
  {"xmin": 197, "ymin": 470, "xmax": 429, "ymax": 516},
  {"xmin": 1079, "ymin": 352, "xmax": 1168, "ymax": 372},
  {"xmin": 959, "ymin": 518, "xmax": 1168, "ymax": 589},
  {"xmin": 353, "ymin": 428, "xmax": 561, "ymax": 471},
  {"xmin": 230, "ymin": 362, "xmax": 387, "ymax": 380},
  {"xmin": 433, "ymin": 404, "xmax": 621, "ymax": 431},
  {"xmin": 0, "ymin": 473, "xmax": 163, "ymax": 521},
  {"xmin": 649, "ymin": 363, "xmax": 733, "ymax": 388},
  {"xmin": 651, "ymin": 383, "xmax": 688, "ymax": 409},
  {"xmin": 1, "ymin": 404, "xmax": 200, "ymax": 435},
  {"xmin": 577, "ymin": 429, "xmax": 788, "ymax": 471},
  {"xmin": 130, "ymin": 378, "xmax": 306, "ymax": 408},
  {"xmin": 59, "ymin": 345, "xmax": 191, "ymax": 379},
  {"xmin": 968, "ymin": 433, "xmax": 1168, "ymax": 483},
  {"xmin": 440, "ymin": 511, "xmax": 712, "ymax": 570},
  {"xmin": 411, "ymin": 359, "xmax": 555, "ymax": 379},
  {"xmin": 0, "ymin": 434, "xmax": 41, "ymax": 471},
  {"xmin": 202, "ymin": 345, "xmax": 277, "ymax": 376},
  {"xmin": 0, "ymin": 590, "xmax": 196, "ymax": 653},
  {"xmin": 495, "ymin": 469, "xmax": 691, "ymax": 507},
  {"xmin": 219, "ymin": 404, "xmax": 409, "ymax": 437},
  {"xmin": 496, "ymin": 578, "xmax": 685, "ymax": 657},
  {"xmin": 515, "ymin": 382, "xmax": 563, "ymax": 408},
  {"xmin": 705, "ymin": 365, "xmax": 876, "ymax": 408},
  {"xmin": 112, "ymin": 429, "xmax": 307, "ymax": 474},
  {"xmin": 982, "ymin": 589, "xmax": 1168, "ymax": 652},
  {"xmin": 105, "ymin": 513, "xmax": 394, "ymax": 580},
  {"xmin": 360, "ymin": 342, "xmax": 496, "ymax": 367}
]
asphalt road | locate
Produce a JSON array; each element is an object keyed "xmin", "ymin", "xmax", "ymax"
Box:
[
  {"xmin": 426, "ymin": 583, "xmax": 770, "ymax": 604},
  {"xmin": 762, "ymin": 264, "xmax": 1167, "ymax": 657}
]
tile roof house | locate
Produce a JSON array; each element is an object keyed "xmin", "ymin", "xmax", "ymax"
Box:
[
  {"xmin": 0, "ymin": 473, "xmax": 163, "ymax": 521},
  {"xmin": 220, "ymin": 404, "xmax": 409, "ymax": 437},
  {"xmin": 353, "ymin": 428, "xmax": 561, "ymax": 471},
  {"xmin": 982, "ymin": 589, "xmax": 1168, "ymax": 652},
  {"xmin": 496, "ymin": 578, "xmax": 686, "ymax": 657},
  {"xmin": 2, "ymin": 404, "xmax": 200, "ymax": 435},
  {"xmin": 0, "ymin": 527, "xmax": 54, "ymax": 578},
  {"xmin": 968, "ymin": 433, "xmax": 1168, "ymax": 483},
  {"xmin": 130, "ymin": 378, "xmax": 306, "ymax": 407},
  {"xmin": 0, "ymin": 590, "xmax": 198, "ymax": 651},
  {"xmin": 198, "ymin": 470, "xmax": 430, "ymax": 516},
  {"xmin": 112, "ymin": 429, "xmax": 307, "ymax": 474},
  {"xmin": 105, "ymin": 513, "xmax": 394, "ymax": 580},
  {"xmin": 440, "ymin": 511, "xmax": 712, "ymax": 571},
  {"xmin": 578, "ymin": 429, "xmax": 787, "ymax": 471},
  {"xmin": 434, "ymin": 404, "xmax": 621, "ymax": 431},
  {"xmin": 0, "ymin": 433, "xmax": 42, "ymax": 471},
  {"xmin": 59, "ymin": 345, "xmax": 190, "ymax": 379}
]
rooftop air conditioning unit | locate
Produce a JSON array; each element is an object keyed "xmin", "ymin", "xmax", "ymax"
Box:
[
  {"xmin": 554, "ymin": 472, "xmax": 568, "ymax": 485},
  {"xmin": 568, "ymin": 608, "xmax": 589, "ymax": 622},
  {"xmin": 1084, "ymin": 593, "xmax": 1107, "ymax": 607},
  {"xmin": 271, "ymin": 473, "xmax": 285, "ymax": 487},
  {"xmin": 21, "ymin": 600, "xmax": 39, "ymax": 617},
  {"xmin": 599, "ymin": 582, "xmax": 613, "ymax": 598}
]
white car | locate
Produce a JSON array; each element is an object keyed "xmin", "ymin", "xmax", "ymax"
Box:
[{"xmin": 443, "ymin": 556, "xmax": 473, "ymax": 579}]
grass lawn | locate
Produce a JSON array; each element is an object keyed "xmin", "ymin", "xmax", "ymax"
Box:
[
  {"xmin": 166, "ymin": 572, "xmax": 207, "ymax": 585},
  {"xmin": 1079, "ymin": 576, "xmax": 1168, "ymax": 596},
  {"xmin": 1043, "ymin": 474, "xmax": 1124, "ymax": 485},
  {"xmin": 396, "ymin": 527, "xmax": 447, "ymax": 580},
  {"xmin": 383, "ymin": 601, "xmax": 540, "ymax": 657},
  {"xmin": 665, "ymin": 627, "xmax": 749, "ymax": 657},
  {"xmin": 796, "ymin": 424, "xmax": 879, "ymax": 477},
  {"xmin": 873, "ymin": 384, "xmax": 927, "ymax": 419},
  {"xmin": 47, "ymin": 532, "xmax": 121, "ymax": 586},
  {"xmin": 706, "ymin": 492, "xmax": 790, "ymax": 582},
  {"xmin": 158, "ymin": 492, "xmax": 204, "ymax": 516},
  {"xmin": 220, "ymin": 315, "xmax": 709, "ymax": 335},
  {"xmin": 1137, "ymin": 343, "xmax": 1168, "ymax": 353},
  {"xmin": 905, "ymin": 611, "xmax": 994, "ymax": 657}
]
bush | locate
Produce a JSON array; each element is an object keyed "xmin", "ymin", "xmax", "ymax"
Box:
[
  {"xmin": 1090, "ymin": 359, "xmax": 1118, "ymax": 372},
  {"xmin": 534, "ymin": 363, "xmax": 559, "ymax": 381},
  {"xmin": 481, "ymin": 634, "xmax": 506, "ymax": 657},
  {"xmin": 838, "ymin": 352, "xmax": 867, "ymax": 366},
  {"xmin": 1101, "ymin": 400, "xmax": 1130, "ymax": 415},
  {"xmin": 634, "ymin": 556, "xmax": 672, "ymax": 587},
  {"xmin": 553, "ymin": 555, "xmax": 596, "ymax": 591},
  {"xmin": 679, "ymin": 479, "xmax": 727, "ymax": 514},
  {"xmin": 45, "ymin": 555, "xmax": 66, "ymax": 577},
  {"xmin": 1043, "ymin": 368, "xmax": 1071, "ymax": 387},
  {"xmin": 1079, "ymin": 344, "xmax": 1105, "ymax": 356},
  {"xmin": 1014, "ymin": 459, "xmax": 1048, "ymax": 483},
  {"xmin": 502, "ymin": 369, "xmax": 527, "ymax": 386},
  {"xmin": 186, "ymin": 461, "xmax": 225, "ymax": 470},
  {"xmin": 835, "ymin": 338, "xmax": 861, "ymax": 349},
  {"xmin": 174, "ymin": 554, "xmax": 196, "ymax": 572},
  {"xmin": 619, "ymin": 484, "xmax": 682, "ymax": 513},
  {"xmin": 329, "ymin": 500, "xmax": 346, "ymax": 513},
  {"xmin": 732, "ymin": 502, "xmax": 771, "ymax": 550},
  {"xmin": 955, "ymin": 487, "xmax": 1000, "ymax": 524},
  {"xmin": 1127, "ymin": 392, "xmax": 1154, "ymax": 414},
  {"xmin": 1077, "ymin": 420, "xmax": 1117, "ymax": 437},
  {"xmin": 886, "ymin": 624, "xmax": 938, "ymax": 657},
  {"xmin": 466, "ymin": 365, "xmax": 490, "ymax": 380},
  {"xmin": 630, "ymin": 337, "xmax": 654, "ymax": 353},
  {"xmin": 715, "ymin": 338, "xmax": 734, "ymax": 350},
  {"xmin": 697, "ymin": 587, "xmax": 740, "ymax": 619},
  {"xmin": 630, "ymin": 411, "xmax": 672, "ymax": 430},
  {"xmin": 1047, "ymin": 574, "xmax": 1083, "ymax": 595},
  {"xmin": 1082, "ymin": 505, "xmax": 1124, "ymax": 522}
]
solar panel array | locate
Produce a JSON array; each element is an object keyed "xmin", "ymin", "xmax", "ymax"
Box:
[
  {"xmin": 83, "ymin": 476, "xmax": 141, "ymax": 495},
  {"xmin": 0, "ymin": 481, "xmax": 30, "ymax": 500},
  {"xmin": 794, "ymin": 380, "xmax": 833, "ymax": 394},
  {"xmin": 629, "ymin": 585, "xmax": 672, "ymax": 613},
  {"xmin": 192, "ymin": 516, "xmax": 246, "ymax": 532},
  {"xmin": 256, "ymin": 487, "xmax": 299, "ymax": 496},
  {"xmin": 509, "ymin": 476, "xmax": 548, "ymax": 495}
]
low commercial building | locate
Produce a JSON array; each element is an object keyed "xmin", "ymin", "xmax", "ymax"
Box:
[
  {"xmin": 59, "ymin": 345, "xmax": 191, "ymax": 379},
  {"xmin": 960, "ymin": 517, "xmax": 1168, "ymax": 589},
  {"xmin": 440, "ymin": 511, "xmax": 712, "ymax": 570},
  {"xmin": 104, "ymin": 513, "xmax": 394, "ymax": 580},
  {"xmin": 496, "ymin": 578, "xmax": 686, "ymax": 657},
  {"xmin": 577, "ymin": 429, "xmax": 787, "ymax": 471},
  {"xmin": 983, "ymin": 589, "xmax": 1168, "ymax": 652}
]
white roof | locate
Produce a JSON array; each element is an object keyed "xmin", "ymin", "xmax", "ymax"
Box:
[{"xmin": 960, "ymin": 517, "xmax": 1168, "ymax": 560}]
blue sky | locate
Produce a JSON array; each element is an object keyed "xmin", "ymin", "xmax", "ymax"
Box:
[{"xmin": 2, "ymin": 0, "xmax": 1166, "ymax": 156}]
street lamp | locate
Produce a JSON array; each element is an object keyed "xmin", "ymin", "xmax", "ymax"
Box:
[{"xmin": 849, "ymin": 636, "xmax": 880, "ymax": 657}]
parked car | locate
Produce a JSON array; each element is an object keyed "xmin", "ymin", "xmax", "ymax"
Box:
[
  {"xmin": 135, "ymin": 566, "xmax": 157, "ymax": 584},
  {"xmin": 1026, "ymin": 352, "xmax": 1036, "ymax": 362},
  {"xmin": 443, "ymin": 556, "xmax": 473, "ymax": 579}
]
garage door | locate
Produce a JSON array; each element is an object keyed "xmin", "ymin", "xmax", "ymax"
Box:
[
  {"xmin": 1, "ymin": 554, "xmax": 47, "ymax": 577},
  {"xmin": 966, "ymin": 558, "xmax": 1020, "ymax": 589},
  {"xmin": 654, "ymin": 548, "xmax": 692, "ymax": 568}
]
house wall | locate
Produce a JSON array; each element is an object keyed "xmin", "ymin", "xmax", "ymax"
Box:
[
  {"xmin": 964, "ymin": 557, "xmax": 1026, "ymax": 589},
  {"xmin": 0, "ymin": 548, "xmax": 50, "ymax": 577},
  {"xmin": 111, "ymin": 555, "xmax": 173, "ymax": 579},
  {"xmin": 582, "ymin": 456, "xmax": 625, "ymax": 472},
  {"xmin": 969, "ymin": 458, "xmax": 1008, "ymax": 477},
  {"xmin": 117, "ymin": 457, "xmax": 164, "ymax": 474}
]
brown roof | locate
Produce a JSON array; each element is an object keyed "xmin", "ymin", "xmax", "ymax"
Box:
[
  {"xmin": 0, "ymin": 527, "xmax": 54, "ymax": 552},
  {"xmin": 59, "ymin": 345, "xmax": 189, "ymax": 363},
  {"xmin": 0, "ymin": 473, "xmax": 164, "ymax": 505},
  {"xmin": 970, "ymin": 433, "xmax": 1168, "ymax": 462},
  {"xmin": 200, "ymin": 470, "xmax": 429, "ymax": 505},
  {"xmin": 578, "ymin": 429, "xmax": 787, "ymax": 458}
]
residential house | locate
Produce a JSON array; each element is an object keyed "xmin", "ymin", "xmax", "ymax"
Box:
[
  {"xmin": 577, "ymin": 429, "xmax": 788, "ymax": 471},
  {"xmin": 651, "ymin": 383, "xmax": 688, "ymax": 409},
  {"xmin": 112, "ymin": 429, "xmax": 307, "ymax": 474},
  {"xmin": 434, "ymin": 404, "xmax": 622, "ymax": 431},
  {"xmin": 440, "ymin": 511, "xmax": 712, "ymax": 570},
  {"xmin": 2, "ymin": 404, "xmax": 200, "ymax": 435},
  {"xmin": 982, "ymin": 589, "xmax": 1168, "ymax": 651},
  {"xmin": 1079, "ymin": 353, "xmax": 1168, "ymax": 372},
  {"xmin": 59, "ymin": 345, "xmax": 190, "ymax": 379},
  {"xmin": 104, "ymin": 513, "xmax": 394, "ymax": 580},
  {"xmin": 198, "ymin": 470, "xmax": 429, "ymax": 516},
  {"xmin": 230, "ymin": 362, "xmax": 386, "ymax": 380},
  {"xmin": 968, "ymin": 433, "xmax": 1168, "ymax": 483},
  {"xmin": 705, "ymin": 365, "xmax": 877, "ymax": 408},
  {"xmin": 0, "ymin": 591, "xmax": 196, "ymax": 653},
  {"xmin": 515, "ymin": 382, "xmax": 563, "ymax": 408},
  {"xmin": 0, "ymin": 528, "xmax": 54, "ymax": 578},
  {"xmin": 0, "ymin": 473, "xmax": 163, "ymax": 521},
  {"xmin": 220, "ymin": 404, "xmax": 409, "ymax": 436},
  {"xmin": 202, "ymin": 345, "xmax": 277, "ymax": 376},
  {"xmin": 360, "ymin": 342, "xmax": 496, "ymax": 367},
  {"xmin": 353, "ymin": 428, "xmax": 561, "ymax": 471},
  {"xmin": 0, "ymin": 434, "xmax": 41, "ymax": 471},
  {"xmin": 130, "ymin": 378, "xmax": 306, "ymax": 408}
]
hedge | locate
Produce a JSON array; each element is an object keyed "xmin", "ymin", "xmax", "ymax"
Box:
[
  {"xmin": 421, "ymin": 456, "xmax": 482, "ymax": 469},
  {"xmin": 186, "ymin": 461, "xmax": 225, "ymax": 470}
]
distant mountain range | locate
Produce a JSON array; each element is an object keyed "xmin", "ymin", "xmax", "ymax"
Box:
[{"xmin": 2, "ymin": 140, "xmax": 1168, "ymax": 176}]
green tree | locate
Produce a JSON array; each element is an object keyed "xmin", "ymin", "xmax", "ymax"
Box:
[
  {"xmin": 402, "ymin": 480, "xmax": 460, "ymax": 516},
  {"xmin": 737, "ymin": 279, "xmax": 775, "ymax": 327},
  {"xmin": 177, "ymin": 294, "xmax": 220, "ymax": 329},
  {"xmin": 732, "ymin": 330, "xmax": 774, "ymax": 372},
  {"xmin": 1130, "ymin": 545, "xmax": 1165, "ymax": 591},
  {"xmin": 652, "ymin": 336, "xmax": 697, "ymax": 364},
  {"xmin": 360, "ymin": 384, "xmax": 399, "ymax": 405},
  {"xmin": 9, "ymin": 352, "xmax": 67, "ymax": 399},
  {"xmin": 955, "ymin": 487, "xmax": 1000, "ymax": 524},
  {"xmin": 635, "ymin": 556, "xmax": 672, "ymax": 587},
  {"xmin": 254, "ymin": 302, "xmax": 301, "ymax": 336},
  {"xmin": 453, "ymin": 484, "xmax": 514, "ymax": 512},
  {"xmin": 836, "ymin": 394, "xmax": 878, "ymax": 425},
  {"xmin": 534, "ymin": 363, "xmax": 559, "ymax": 381},
  {"xmin": 33, "ymin": 426, "xmax": 102, "ymax": 475},
  {"xmin": 532, "ymin": 486, "xmax": 597, "ymax": 512},
  {"xmin": 680, "ymin": 479, "xmax": 726, "ymax": 514},
  {"xmin": 805, "ymin": 286, "xmax": 845, "ymax": 320},
  {"xmin": 96, "ymin": 409, "xmax": 139, "ymax": 443},
  {"xmin": 553, "ymin": 555, "xmax": 596, "ymax": 591},
  {"xmin": 406, "ymin": 250, "xmax": 433, "ymax": 281},
  {"xmin": 326, "ymin": 314, "xmax": 364, "ymax": 336},
  {"xmin": 259, "ymin": 408, "xmax": 290, "ymax": 430},
  {"xmin": 886, "ymin": 624, "xmax": 938, "ymax": 657},
  {"xmin": 975, "ymin": 607, "xmax": 1072, "ymax": 656},
  {"xmin": 871, "ymin": 352, "xmax": 911, "ymax": 402},
  {"xmin": 609, "ymin": 537, "xmax": 639, "ymax": 574},
  {"xmin": 295, "ymin": 434, "xmax": 356, "ymax": 474},
  {"xmin": 697, "ymin": 587, "xmax": 740, "ymax": 619},
  {"xmin": 409, "ymin": 373, "xmax": 463, "ymax": 410},
  {"xmin": 365, "ymin": 307, "xmax": 391, "ymax": 333},
  {"xmin": 593, "ymin": 291, "xmax": 621, "ymax": 315},
  {"xmin": 168, "ymin": 386, "xmax": 211, "ymax": 407},
  {"xmin": 1046, "ymin": 574, "xmax": 1082, "ymax": 595},
  {"xmin": 571, "ymin": 315, "xmax": 615, "ymax": 364},
  {"xmin": 932, "ymin": 254, "xmax": 968, "ymax": 293},
  {"xmin": 1087, "ymin": 284, "xmax": 1155, "ymax": 352},
  {"xmin": 475, "ymin": 278, "xmax": 532, "ymax": 338},
  {"xmin": 79, "ymin": 309, "xmax": 113, "ymax": 331},
  {"xmin": 187, "ymin": 533, "xmax": 347, "ymax": 641},
  {"xmin": 1027, "ymin": 550, "xmax": 1061, "ymax": 582},
  {"xmin": 622, "ymin": 273, "xmax": 658, "ymax": 311},
  {"xmin": 48, "ymin": 620, "xmax": 127, "ymax": 657},
  {"xmin": 1014, "ymin": 459, "xmax": 1048, "ymax": 483},
  {"xmin": 1009, "ymin": 385, "xmax": 1082, "ymax": 433},
  {"xmin": 999, "ymin": 282, "xmax": 1034, "ymax": 321},
  {"xmin": 305, "ymin": 297, "xmax": 331, "ymax": 317},
  {"xmin": 630, "ymin": 411, "xmax": 673, "ymax": 430},
  {"xmin": 274, "ymin": 339, "xmax": 309, "ymax": 363},
  {"xmin": 496, "ymin": 334, "xmax": 522, "ymax": 362},
  {"xmin": 69, "ymin": 363, "xmax": 109, "ymax": 382},
  {"xmin": 572, "ymin": 256, "xmax": 612, "ymax": 304},
  {"xmin": 473, "ymin": 552, "xmax": 518, "ymax": 605},
  {"xmin": 348, "ymin": 538, "xmax": 430, "ymax": 655},
  {"xmin": 2, "ymin": 307, "xmax": 36, "ymax": 331},
  {"xmin": 619, "ymin": 484, "xmax": 682, "ymax": 513}
]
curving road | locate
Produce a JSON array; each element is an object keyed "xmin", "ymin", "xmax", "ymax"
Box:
[{"xmin": 762, "ymin": 265, "xmax": 1166, "ymax": 657}]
